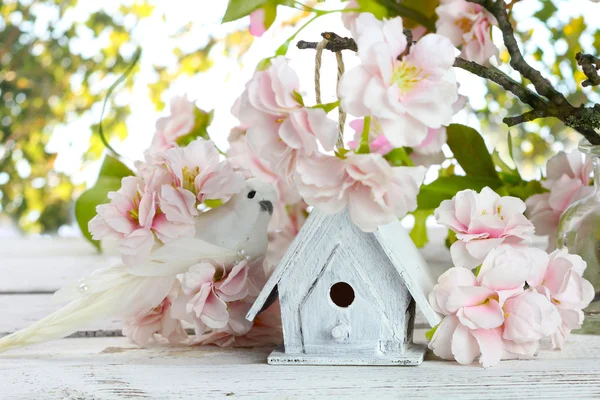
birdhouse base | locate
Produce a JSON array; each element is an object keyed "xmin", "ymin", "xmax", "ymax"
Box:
[{"xmin": 267, "ymin": 343, "xmax": 427, "ymax": 366}]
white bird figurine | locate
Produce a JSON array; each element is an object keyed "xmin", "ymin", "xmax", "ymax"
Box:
[{"xmin": 0, "ymin": 178, "xmax": 277, "ymax": 352}]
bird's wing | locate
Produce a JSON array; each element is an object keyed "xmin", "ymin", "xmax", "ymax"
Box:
[
  {"xmin": 127, "ymin": 236, "xmax": 239, "ymax": 277},
  {"xmin": 52, "ymin": 236, "xmax": 237, "ymax": 304}
]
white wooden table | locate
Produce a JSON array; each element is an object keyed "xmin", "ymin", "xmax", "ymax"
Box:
[{"xmin": 2, "ymin": 232, "xmax": 600, "ymax": 399}]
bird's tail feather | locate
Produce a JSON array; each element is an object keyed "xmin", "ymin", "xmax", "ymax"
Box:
[
  {"xmin": 0, "ymin": 267, "xmax": 174, "ymax": 353},
  {"xmin": 0, "ymin": 237, "xmax": 239, "ymax": 353}
]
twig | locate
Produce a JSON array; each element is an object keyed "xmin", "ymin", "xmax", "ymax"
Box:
[
  {"xmin": 453, "ymin": 57, "xmax": 548, "ymax": 111},
  {"xmin": 576, "ymin": 52, "xmax": 600, "ymax": 87},
  {"xmin": 297, "ymin": 32, "xmax": 357, "ymax": 52},
  {"xmin": 503, "ymin": 110, "xmax": 547, "ymax": 126}
]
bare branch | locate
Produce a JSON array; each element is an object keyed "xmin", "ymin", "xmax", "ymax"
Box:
[
  {"xmin": 504, "ymin": 110, "xmax": 547, "ymax": 126},
  {"xmin": 576, "ymin": 52, "xmax": 600, "ymax": 87},
  {"xmin": 297, "ymin": 32, "xmax": 357, "ymax": 52},
  {"xmin": 453, "ymin": 57, "xmax": 548, "ymax": 111}
]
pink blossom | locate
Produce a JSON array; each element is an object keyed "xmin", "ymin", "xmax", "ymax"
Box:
[
  {"xmin": 176, "ymin": 263, "xmax": 228, "ymax": 331},
  {"xmin": 413, "ymin": 127, "xmax": 447, "ymax": 155},
  {"xmin": 338, "ymin": 14, "xmax": 458, "ymax": 147},
  {"xmin": 429, "ymin": 266, "xmax": 477, "ymax": 316},
  {"xmin": 410, "ymin": 91, "xmax": 466, "ymax": 165},
  {"xmin": 228, "ymin": 133, "xmax": 301, "ymax": 207},
  {"xmin": 152, "ymin": 138, "xmax": 245, "ymax": 203},
  {"xmin": 249, "ymin": 9, "xmax": 267, "ymax": 37},
  {"xmin": 235, "ymin": 57, "xmax": 338, "ymax": 182},
  {"xmin": 502, "ymin": 289, "xmax": 561, "ymax": 343},
  {"xmin": 428, "ymin": 260, "xmax": 562, "ymax": 366},
  {"xmin": 428, "ymin": 315, "xmax": 504, "ymax": 367},
  {"xmin": 295, "ymin": 152, "xmax": 426, "ymax": 232},
  {"xmin": 435, "ymin": 0, "xmax": 499, "ymax": 65},
  {"xmin": 477, "ymin": 245, "xmax": 548, "ymax": 301},
  {"xmin": 545, "ymin": 149, "xmax": 592, "ymax": 187},
  {"xmin": 122, "ymin": 283, "xmax": 187, "ymax": 346},
  {"xmin": 341, "ymin": 0, "xmax": 359, "ymax": 36},
  {"xmin": 194, "ymin": 302, "xmax": 282, "ymax": 347},
  {"xmin": 186, "ymin": 257, "xmax": 282, "ymax": 347},
  {"xmin": 530, "ymin": 250, "xmax": 594, "ymax": 348},
  {"xmin": 172, "ymin": 259, "xmax": 256, "ymax": 333},
  {"xmin": 435, "ymin": 187, "xmax": 535, "ymax": 269},
  {"xmin": 148, "ymin": 95, "xmax": 196, "ymax": 154},
  {"xmin": 88, "ymin": 176, "xmax": 195, "ymax": 265},
  {"xmin": 526, "ymin": 150, "xmax": 592, "ymax": 249}
]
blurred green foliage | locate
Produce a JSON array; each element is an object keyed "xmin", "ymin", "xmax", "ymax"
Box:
[{"xmin": 0, "ymin": 0, "xmax": 147, "ymax": 233}]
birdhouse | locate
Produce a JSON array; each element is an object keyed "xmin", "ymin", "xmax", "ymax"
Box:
[{"xmin": 246, "ymin": 208, "xmax": 442, "ymax": 365}]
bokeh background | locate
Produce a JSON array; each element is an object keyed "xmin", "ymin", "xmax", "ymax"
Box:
[{"xmin": 1, "ymin": 0, "xmax": 599, "ymax": 237}]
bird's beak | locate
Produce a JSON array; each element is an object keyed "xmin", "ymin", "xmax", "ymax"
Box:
[{"xmin": 259, "ymin": 200, "xmax": 274, "ymax": 215}]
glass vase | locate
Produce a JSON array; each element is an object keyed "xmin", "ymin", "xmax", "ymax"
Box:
[{"xmin": 556, "ymin": 139, "xmax": 600, "ymax": 334}]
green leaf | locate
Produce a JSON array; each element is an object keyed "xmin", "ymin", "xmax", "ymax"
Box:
[
  {"xmin": 425, "ymin": 323, "xmax": 440, "ymax": 341},
  {"xmin": 384, "ymin": 147, "xmax": 414, "ymax": 166},
  {"xmin": 357, "ymin": 0, "xmax": 388, "ymax": 19},
  {"xmin": 356, "ymin": 116, "xmax": 371, "ymax": 154},
  {"xmin": 417, "ymin": 175, "xmax": 503, "ymax": 210},
  {"xmin": 275, "ymin": 41, "xmax": 290, "ymax": 56},
  {"xmin": 474, "ymin": 264, "xmax": 482, "ymax": 277},
  {"xmin": 311, "ymin": 100, "xmax": 341, "ymax": 114},
  {"xmin": 75, "ymin": 176, "xmax": 123, "ymax": 251},
  {"xmin": 222, "ymin": 0, "xmax": 268, "ymax": 22},
  {"xmin": 410, "ymin": 210, "xmax": 432, "ymax": 248},
  {"xmin": 445, "ymin": 229, "xmax": 457, "ymax": 249},
  {"xmin": 335, "ymin": 148, "xmax": 349, "ymax": 159},
  {"xmin": 505, "ymin": 180, "xmax": 548, "ymax": 201},
  {"xmin": 256, "ymin": 57, "xmax": 273, "ymax": 71},
  {"xmin": 177, "ymin": 108, "xmax": 214, "ymax": 145},
  {"xmin": 446, "ymin": 124, "xmax": 500, "ymax": 180},
  {"xmin": 99, "ymin": 154, "xmax": 134, "ymax": 178},
  {"xmin": 204, "ymin": 199, "xmax": 224, "ymax": 208},
  {"xmin": 507, "ymin": 131, "xmax": 516, "ymax": 163},
  {"xmin": 293, "ymin": 90, "xmax": 305, "ymax": 106},
  {"xmin": 491, "ymin": 150, "xmax": 517, "ymax": 175},
  {"xmin": 75, "ymin": 155, "xmax": 134, "ymax": 250},
  {"xmin": 311, "ymin": 99, "xmax": 339, "ymax": 113},
  {"xmin": 262, "ymin": 2, "xmax": 278, "ymax": 31}
]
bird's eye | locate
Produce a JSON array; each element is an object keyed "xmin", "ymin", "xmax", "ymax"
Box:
[{"xmin": 247, "ymin": 190, "xmax": 256, "ymax": 199}]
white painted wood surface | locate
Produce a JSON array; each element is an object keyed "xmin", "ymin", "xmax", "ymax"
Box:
[
  {"xmin": 1, "ymin": 331, "xmax": 599, "ymax": 399},
  {"xmin": 4, "ymin": 230, "xmax": 594, "ymax": 400}
]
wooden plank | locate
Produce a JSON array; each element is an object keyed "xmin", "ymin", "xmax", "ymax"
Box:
[
  {"xmin": 0, "ymin": 255, "xmax": 112, "ymax": 293},
  {"xmin": 0, "ymin": 237, "xmax": 100, "ymax": 257},
  {"xmin": 0, "ymin": 331, "xmax": 598, "ymax": 399},
  {"xmin": 0, "ymin": 293, "xmax": 430, "ymax": 336},
  {"xmin": 0, "ymin": 237, "xmax": 114, "ymax": 292},
  {"xmin": 0, "ymin": 294, "xmax": 123, "ymax": 337}
]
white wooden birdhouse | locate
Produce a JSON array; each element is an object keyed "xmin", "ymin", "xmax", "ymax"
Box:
[{"xmin": 246, "ymin": 208, "xmax": 442, "ymax": 366}]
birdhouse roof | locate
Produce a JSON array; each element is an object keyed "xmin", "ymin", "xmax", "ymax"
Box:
[{"xmin": 246, "ymin": 209, "xmax": 442, "ymax": 327}]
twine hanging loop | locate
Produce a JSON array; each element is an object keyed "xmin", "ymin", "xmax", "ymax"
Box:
[{"xmin": 314, "ymin": 38, "xmax": 346, "ymax": 150}]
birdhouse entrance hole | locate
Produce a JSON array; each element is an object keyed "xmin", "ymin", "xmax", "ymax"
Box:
[{"xmin": 329, "ymin": 282, "xmax": 355, "ymax": 308}]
